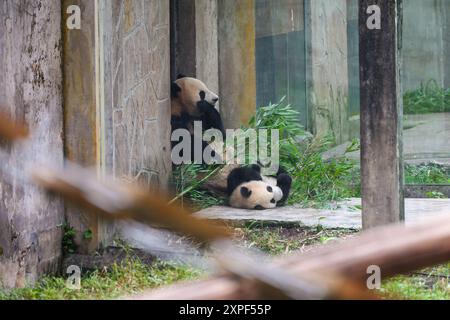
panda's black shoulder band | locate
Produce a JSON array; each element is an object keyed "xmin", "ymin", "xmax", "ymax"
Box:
[{"xmin": 171, "ymin": 82, "xmax": 181, "ymax": 98}]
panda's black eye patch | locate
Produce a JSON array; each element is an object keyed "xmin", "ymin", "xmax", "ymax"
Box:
[
  {"xmin": 199, "ymin": 90, "xmax": 206, "ymax": 100},
  {"xmin": 240, "ymin": 187, "xmax": 252, "ymax": 198},
  {"xmin": 270, "ymin": 198, "xmax": 276, "ymax": 204},
  {"xmin": 267, "ymin": 186, "xmax": 273, "ymax": 193},
  {"xmin": 254, "ymin": 205, "xmax": 264, "ymax": 210}
]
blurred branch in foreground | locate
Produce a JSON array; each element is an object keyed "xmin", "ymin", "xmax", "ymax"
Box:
[{"xmin": 0, "ymin": 110, "xmax": 29, "ymax": 141}]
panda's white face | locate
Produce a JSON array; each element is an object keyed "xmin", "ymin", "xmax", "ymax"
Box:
[
  {"xmin": 229, "ymin": 180, "xmax": 283, "ymax": 210},
  {"xmin": 174, "ymin": 77, "xmax": 219, "ymax": 116}
]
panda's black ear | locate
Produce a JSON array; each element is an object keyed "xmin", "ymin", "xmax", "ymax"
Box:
[
  {"xmin": 240, "ymin": 186, "xmax": 252, "ymax": 198},
  {"xmin": 171, "ymin": 82, "xmax": 181, "ymax": 98},
  {"xmin": 177, "ymin": 73, "xmax": 187, "ymax": 79}
]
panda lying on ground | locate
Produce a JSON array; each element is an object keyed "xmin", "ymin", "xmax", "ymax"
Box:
[{"xmin": 227, "ymin": 164, "xmax": 292, "ymax": 210}]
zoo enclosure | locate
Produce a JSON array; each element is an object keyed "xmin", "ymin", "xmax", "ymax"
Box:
[{"xmin": 0, "ymin": 0, "xmax": 449, "ymax": 288}]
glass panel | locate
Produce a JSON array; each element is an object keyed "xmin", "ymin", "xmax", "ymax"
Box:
[
  {"xmin": 402, "ymin": 0, "xmax": 450, "ymax": 186},
  {"xmin": 255, "ymin": 0, "xmax": 308, "ymax": 127},
  {"xmin": 253, "ymin": 0, "xmax": 362, "ymax": 201},
  {"xmin": 347, "ymin": 0, "xmax": 360, "ymax": 119}
]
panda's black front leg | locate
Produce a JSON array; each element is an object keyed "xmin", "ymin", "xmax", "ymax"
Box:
[
  {"xmin": 276, "ymin": 173, "xmax": 292, "ymax": 205},
  {"xmin": 197, "ymin": 101, "xmax": 225, "ymax": 137}
]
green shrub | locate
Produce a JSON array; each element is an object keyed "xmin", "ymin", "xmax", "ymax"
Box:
[
  {"xmin": 403, "ymin": 80, "xmax": 450, "ymax": 115},
  {"xmin": 171, "ymin": 97, "xmax": 360, "ymax": 209},
  {"xmin": 171, "ymin": 164, "xmax": 226, "ymax": 209},
  {"xmin": 249, "ymin": 98, "xmax": 360, "ymax": 206},
  {"xmin": 405, "ymin": 163, "xmax": 450, "ymax": 185}
]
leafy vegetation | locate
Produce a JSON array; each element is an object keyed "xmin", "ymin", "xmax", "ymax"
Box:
[
  {"xmin": 381, "ymin": 263, "xmax": 450, "ymax": 300},
  {"xmin": 0, "ymin": 258, "xmax": 202, "ymax": 300},
  {"xmin": 171, "ymin": 98, "xmax": 361, "ymax": 210},
  {"xmin": 404, "ymin": 163, "xmax": 450, "ymax": 185},
  {"xmin": 403, "ymin": 80, "xmax": 450, "ymax": 115},
  {"xmin": 249, "ymin": 98, "xmax": 361, "ymax": 206},
  {"xmin": 171, "ymin": 164, "xmax": 225, "ymax": 209},
  {"xmin": 62, "ymin": 224, "xmax": 77, "ymax": 255},
  {"xmin": 382, "ymin": 276, "xmax": 449, "ymax": 300},
  {"xmin": 425, "ymin": 191, "xmax": 446, "ymax": 199},
  {"xmin": 236, "ymin": 224, "xmax": 357, "ymax": 255}
]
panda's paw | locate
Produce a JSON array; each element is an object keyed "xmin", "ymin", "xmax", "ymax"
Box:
[
  {"xmin": 277, "ymin": 173, "xmax": 292, "ymax": 188},
  {"xmin": 277, "ymin": 173, "xmax": 292, "ymax": 204}
]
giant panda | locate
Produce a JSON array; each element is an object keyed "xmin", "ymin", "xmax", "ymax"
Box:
[
  {"xmin": 170, "ymin": 75, "xmax": 225, "ymax": 163},
  {"xmin": 227, "ymin": 164, "xmax": 292, "ymax": 210}
]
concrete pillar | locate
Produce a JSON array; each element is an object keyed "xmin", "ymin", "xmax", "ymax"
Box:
[
  {"xmin": 0, "ymin": 0, "xmax": 64, "ymax": 288},
  {"xmin": 359, "ymin": 0, "xmax": 404, "ymax": 229}
]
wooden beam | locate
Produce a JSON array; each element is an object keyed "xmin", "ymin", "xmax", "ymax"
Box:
[
  {"xmin": 62, "ymin": 0, "xmax": 100, "ymax": 254},
  {"xmin": 359, "ymin": 0, "xmax": 404, "ymax": 229}
]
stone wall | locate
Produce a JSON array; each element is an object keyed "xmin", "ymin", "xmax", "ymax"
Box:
[
  {"xmin": 0, "ymin": 0, "xmax": 64, "ymax": 288},
  {"xmin": 100, "ymin": 0, "xmax": 172, "ymax": 189}
]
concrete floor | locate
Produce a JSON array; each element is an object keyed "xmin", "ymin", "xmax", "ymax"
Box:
[
  {"xmin": 196, "ymin": 198, "xmax": 450, "ymax": 230},
  {"xmin": 403, "ymin": 113, "xmax": 450, "ymax": 164},
  {"xmin": 323, "ymin": 113, "xmax": 450, "ymax": 165}
]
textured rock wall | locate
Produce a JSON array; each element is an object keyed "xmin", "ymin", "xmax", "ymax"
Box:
[{"xmin": 101, "ymin": 0, "xmax": 172, "ymax": 189}]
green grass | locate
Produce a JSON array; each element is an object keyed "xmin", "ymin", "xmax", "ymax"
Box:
[
  {"xmin": 0, "ymin": 258, "xmax": 202, "ymax": 300},
  {"xmin": 381, "ymin": 276, "xmax": 450, "ymax": 300},
  {"xmin": 403, "ymin": 80, "xmax": 450, "ymax": 115},
  {"xmin": 405, "ymin": 163, "xmax": 450, "ymax": 185},
  {"xmin": 381, "ymin": 263, "xmax": 450, "ymax": 300},
  {"xmin": 236, "ymin": 224, "xmax": 358, "ymax": 255}
]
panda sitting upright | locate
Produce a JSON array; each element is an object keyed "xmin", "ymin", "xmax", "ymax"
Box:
[
  {"xmin": 171, "ymin": 75, "xmax": 225, "ymax": 164},
  {"xmin": 227, "ymin": 164, "xmax": 292, "ymax": 210}
]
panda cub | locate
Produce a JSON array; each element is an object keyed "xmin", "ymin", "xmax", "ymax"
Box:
[{"xmin": 227, "ymin": 164, "xmax": 292, "ymax": 210}]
